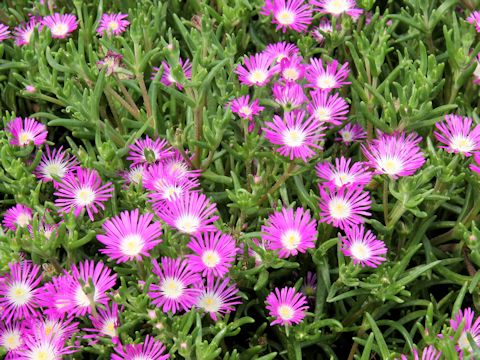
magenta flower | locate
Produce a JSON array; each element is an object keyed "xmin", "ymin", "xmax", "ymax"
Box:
[
  {"xmin": 120, "ymin": 165, "xmax": 145, "ymax": 186},
  {"xmin": 235, "ymin": 53, "xmax": 275, "ymax": 87},
  {"xmin": 474, "ymin": 53, "xmax": 480, "ymax": 85},
  {"xmin": 0, "ymin": 24, "xmax": 10, "ymax": 42},
  {"xmin": 467, "ymin": 11, "xmax": 480, "ymax": 33},
  {"xmin": 229, "ymin": 95, "xmax": 264, "ymax": 120},
  {"xmin": 195, "ymin": 276, "xmax": 241, "ymax": 321},
  {"xmin": 0, "ymin": 320, "xmax": 26, "ymax": 355},
  {"xmin": 311, "ymin": 0, "xmax": 363, "ymax": 18},
  {"xmin": 262, "ymin": 0, "xmax": 313, "ymax": 33},
  {"xmin": 308, "ymin": 90, "xmax": 349, "ymax": 125},
  {"xmin": 279, "ymin": 55, "xmax": 305, "ymax": 82},
  {"xmin": 83, "ymin": 301, "xmax": 120, "ymax": 341},
  {"xmin": 450, "ymin": 308, "xmax": 480, "ymax": 356},
  {"xmin": 0, "ymin": 261, "xmax": 42, "ymax": 322},
  {"xmin": 54, "ymin": 167, "xmax": 114, "ymax": 221},
  {"xmin": 318, "ymin": 185, "xmax": 371, "ymax": 230},
  {"xmin": 263, "ymin": 41, "xmax": 299, "ymax": 63},
  {"xmin": 272, "ymin": 82, "xmax": 307, "ymax": 108},
  {"xmin": 340, "ymin": 225, "xmax": 387, "ymax": 267},
  {"xmin": 14, "ymin": 17, "xmax": 41, "ymax": 46},
  {"xmin": 127, "ymin": 136, "xmax": 173, "ymax": 166},
  {"xmin": 161, "ymin": 150, "xmax": 200, "ymax": 181},
  {"xmin": 28, "ymin": 220, "xmax": 58, "ymax": 241},
  {"xmin": 305, "ymin": 58, "xmax": 350, "ymax": 91},
  {"xmin": 97, "ymin": 13, "xmax": 129, "ymax": 36},
  {"xmin": 434, "ymin": 114, "xmax": 480, "ymax": 156},
  {"xmin": 35, "ymin": 146, "xmax": 78, "ymax": 183},
  {"xmin": 187, "ymin": 231, "xmax": 238, "ymax": 277},
  {"xmin": 399, "ymin": 346, "xmax": 441, "ymax": 360},
  {"xmin": 470, "ymin": 153, "xmax": 480, "ymax": 174},
  {"xmin": 335, "ymin": 123, "xmax": 366, "ymax": 144},
  {"xmin": 262, "ymin": 207, "xmax": 317, "ymax": 258},
  {"xmin": 311, "ymin": 18, "xmax": 333, "ymax": 44},
  {"xmin": 266, "ymin": 287, "xmax": 308, "ymax": 326},
  {"xmin": 148, "ymin": 257, "xmax": 201, "ymax": 314},
  {"xmin": 301, "ymin": 271, "xmax": 317, "ymax": 298},
  {"xmin": 263, "ymin": 110, "xmax": 325, "ymax": 162},
  {"xmin": 155, "ymin": 191, "xmax": 218, "ymax": 235},
  {"xmin": 6, "ymin": 117, "xmax": 47, "ymax": 147},
  {"xmin": 97, "ymin": 209, "xmax": 162, "ymax": 263},
  {"xmin": 97, "ymin": 51, "xmax": 126, "ymax": 76},
  {"xmin": 362, "ymin": 131, "xmax": 425, "ymax": 177},
  {"xmin": 41, "ymin": 13, "xmax": 78, "ymax": 38},
  {"xmin": 112, "ymin": 335, "xmax": 169, "ymax": 360},
  {"xmin": 27, "ymin": 316, "xmax": 79, "ymax": 344},
  {"xmin": 17, "ymin": 328, "xmax": 77, "ymax": 359},
  {"xmin": 152, "ymin": 58, "xmax": 192, "ymax": 90},
  {"xmin": 315, "ymin": 157, "xmax": 372, "ymax": 189},
  {"xmin": 2, "ymin": 204, "xmax": 32, "ymax": 231}
]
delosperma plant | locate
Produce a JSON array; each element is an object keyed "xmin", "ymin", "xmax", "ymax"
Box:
[{"xmin": 3, "ymin": 0, "xmax": 480, "ymax": 359}]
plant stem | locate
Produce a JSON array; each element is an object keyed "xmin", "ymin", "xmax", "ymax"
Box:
[
  {"xmin": 383, "ymin": 177, "xmax": 389, "ymax": 227},
  {"xmin": 243, "ymin": 121, "xmax": 252, "ymax": 191},
  {"xmin": 105, "ymin": 86, "xmax": 141, "ymax": 120},
  {"xmin": 136, "ymin": 72, "xmax": 155, "ymax": 133},
  {"xmin": 258, "ymin": 162, "xmax": 298, "ymax": 205}
]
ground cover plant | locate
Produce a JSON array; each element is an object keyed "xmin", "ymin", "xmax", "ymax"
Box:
[{"xmin": 3, "ymin": 0, "xmax": 480, "ymax": 358}]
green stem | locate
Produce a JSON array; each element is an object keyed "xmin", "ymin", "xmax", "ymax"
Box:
[
  {"xmin": 383, "ymin": 177, "xmax": 389, "ymax": 227},
  {"xmin": 258, "ymin": 162, "xmax": 298, "ymax": 205}
]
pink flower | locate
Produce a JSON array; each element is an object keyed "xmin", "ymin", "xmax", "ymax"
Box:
[
  {"xmin": 263, "ymin": 110, "xmax": 325, "ymax": 161},
  {"xmin": 97, "ymin": 209, "xmax": 162, "ymax": 263},
  {"xmin": 467, "ymin": 11, "xmax": 480, "ymax": 33},
  {"xmin": 470, "ymin": 152, "xmax": 480, "ymax": 174},
  {"xmin": 315, "ymin": 157, "xmax": 372, "ymax": 189},
  {"xmin": 148, "ymin": 257, "xmax": 201, "ymax": 314},
  {"xmin": 308, "ymin": 90, "xmax": 349, "ymax": 125},
  {"xmin": 473, "ymin": 53, "xmax": 480, "ymax": 85},
  {"xmin": 6, "ymin": 117, "xmax": 47, "ymax": 147},
  {"xmin": 127, "ymin": 136, "xmax": 173, "ymax": 166},
  {"xmin": 97, "ymin": 13, "xmax": 129, "ymax": 36},
  {"xmin": 0, "ymin": 320, "xmax": 26, "ymax": 355},
  {"xmin": 229, "ymin": 95, "xmax": 264, "ymax": 120},
  {"xmin": 83, "ymin": 301, "xmax": 120, "ymax": 342},
  {"xmin": 311, "ymin": 18, "xmax": 333, "ymax": 44},
  {"xmin": 195, "ymin": 276, "xmax": 241, "ymax": 321},
  {"xmin": 0, "ymin": 261, "xmax": 43, "ymax": 322},
  {"xmin": 17, "ymin": 328, "xmax": 77, "ymax": 359},
  {"xmin": 265, "ymin": 287, "xmax": 308, "ymax": 326},
  {"xmin": 305, "ymin": 58, "xmax": 350, "ymax": 91},
  {"xmin": 119, "ymin": 165, "xmax": 145, "ymax": 186},
  {"xmin": 450, "ymin": 308, "xmax": 480, "ymax": 357},
  {"xmin": 0, "ymin": 24, "xmax": 10, "ymax": 42},
  {"xmin": 434, "ymin": 114, "xmax": 480, "ymax": 156},
  {"xmin": 263, "ymin": 42, "xmax": 299, "ymax": 63},
  {"xmin": 301, "ymin": 271, "xmax": 317, "ymax": 298},
  {"xmin": 279, "ymin": 55, "xmax": 305, "ymax": 82},
  {"xmin": 151, "ymin": 58, "xmax": 192, "ymax": 90},
  {"xmin": 54, "ymin": 167, "xmax": 114, "ymax": 221},
  {"xmin": 340, "ymin": 225, "xmax": 387, "ymax": 267},
  {"xmin": 235, "ymin": 53, "xmax": 275, "ymax": 87},
  {"xmin": 97, "ymin": 51, "xmax": 126, "ymax": 76},
  {"xmin": 41, "ymin": 13, "xmax": 78, "ymax": 38},
  {"xmin": 187, "ymin": 231, "xmax": 238, "ymax": 277},
  {"xmin": 335, "ymin": 123, "xmax": 366, "ymax": 144},
  {"xmin": 35, "ymin": 145, "xmax": 78, "ymax": 183},
  {"xmin": 318, "ymin": 185, "xmax": 371, "ymax": 230},
  {"xmin": 14, "ymin": 17, "xmax": 41, "ymax": 46},
  {"xmin": 27, "ymin": 316, "xmax": 79, "ymax": 343},
  {"xmin": 399, "ymin": 346, "xmax": 441, "ymax": 360},
  {"xmin": 311, "ymin": 0, "xmax": 363, "ymax": 18},
  {"xmin": 155, "ymin": 191, "xmax": 218, "ymax": 235},
  {"xmin": 112, "ymin": 335, "xmax": 169, "ymax": 360},
  {"xmin": 362, "ymin": 131, "xmax": 425, "ymax": 177},
  {"xmin": 262, "ymin": 0, "xmax": 313, "ymax": 33},
  {"xmin": 262, "ymin": 207, "xmax": 317, "ymax": 258},
  {"xmin": 2, "ymin": 204, "xmax": 32, "ymax": 231},
  {"xmin": 272, "ymin": 82, "xmax": 307, "ymax": 108}
]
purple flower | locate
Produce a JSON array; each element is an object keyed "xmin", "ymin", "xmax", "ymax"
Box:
[
  {"xmin": 0, "ymin": 261, "xmax": 43, "ymax": 322},
  {"xmin": 340, "ymin": 225, "xmax": 387, "ymax": 267},
  {"xmin": 272, "ymin": 82, "xmax": 307, "ymax": 108},
  {"xmin": 54, "ymin": 167, "xmax": 114, "ymax": 221},
  {"xmin": 335, "ymin": 123, "xmax": 366, "ymax": 144},
  {"xmin": 311, "ymin": 18, "xmax": 333, "ymax": 44},
  {"xmin": 14, "ymin": 17, "xmax": 41, "ymax": 46},
  {"xmin": 266, "ymin": 287, "xmax": 308, "ymax": 326},
  {"xmin": 318, "ymin": 185, "xmax": 371, "ymax": 230},
  {"xmin": 127, "ymin": 136, "xmax": 173, "ymax": 166},
  {"xmin": 315, "ymin": 157, "xmax": 372, "ymax": 189},
  {"xmin": 450, "ymin": 308, "xmax": 480, "ymax": 357},
  {"xmin": 235, "ymin": 53, "xmax": 275, "ymax": 87},
  {"xmin": 229, "ymin": 95, "xmax": 264, "ymax": 120},
  {"xmin": 2, "ymin": 204, "xmax": 32, "ymax": 231},
  {"xmin": 27, "ymin": 315, "xmax": 79, "ymax": 343},
  {"xmin": 263, "ymin": 41, "xmax": 299, "ymax": 63},
  {"xmin": 83, "ymin": 301, "xmax": 120, "ymax": 342},
  {"xmin": 0, "ymin": 24, "xmax": 10, "ymax": 42},
  {"xmin": 262, "ymin": 0, "xmax": 313, "ymax": 33},
  {"xmin": 308, "ymin": 90, "xmax": 349, "ymax": 125},
  {"xmin": 470, "ymin": 152, "xmax": 480, "ymax": 174},
  {"xmin": 195, "ymin": 276, "xmax": 242, "ymax": 321},
  {"xmin": 41, "ymin": 13, "xmax": 78, "ymax": 39},
  {"xmin": 148, "ymin": 257, "xmax": 201, "ymax": 314},
  {"xmin": 97, "ymin": 13, "xmax": 129, "ymax": 36},
  {"xmin": 35, "ymin": 145, "xmax": 78, "ymax": 183},
  {"xmin": 262, "ymin": 207, "xmax": 317, "ymax": 258},
  {"xmin": 97, "ymin": 209, "xmax": 162, "ymax": 263},
  {"xmin": 16, "ymin": 328, "xmax": 77, "ymax": 359},
  {"xmin": 120, "ymin": 165, "xmax": 145, "ymax": 186},
  {"xmin": 6, "ymin": 117, "xmax": 47, "ymax": 147},
  {"xmin": 152, "ymin": 58, "xmax": 192, "ymax": 90},
  {"xmin": 0, "ymin": 320, "xmax": 26, "ymax": 355},
  {"xmin": 434, "ymin": 114, "xmax": 480, "ymax": 156},
  {"xmin": 301, "ymin": 272, "xmax": 317, "ymax": 298},
  {"xmin": 187, "ymin": 230, "xmax": 238, "ymax": 277},
  {"xmin": 112, "ymin": 335, "xmax": 169, "ymax": 360},
  {"xmin": 279, "ymin": 55, "xmax": 305, "ymax": 82},
  {"xmin": 97, "ymin": 51, "xmax": 126, "ymax": 76},
  {"xmin": 467, "ymin": 11, "xmax": 480, "ymax": 33},
  {"xmin": 311, "ymin": 0, "xmax": 363, "ymax": 18},
  {"xmin": 399, "ymin": 346, "xmax": 441, "ymax": 360},
  {"xmin": 305, "ymin": 58, "xmax": 350, "ymax": 91},
  {"xmin": 263, "ymin": 110, "xmax": 325, "ymax": 162}
]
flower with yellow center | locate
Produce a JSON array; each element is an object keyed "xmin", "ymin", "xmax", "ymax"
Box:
[
  {"xmin": 161, "ymin": 278, "xmax": 184, "ymax": 299},
  {"xmin": 277, "ymin": 304, "xmax": 295, "ymax": 321},
  {"xmin": 201, "ymin": 250, "xmax": 221, "ymax": 268},
  {"xmin": 325, "ymin": 0, "xmax": 350, "ymax": 15},
  {"xmin": 283, "ymin": 128, "xmax": 305, "ymax": 147},
  {"xmin": 276, "ymin": 10, "xmax": 295, "ymax": 25},
  {"xmin": 175, "ymin": 214, "xmax": 201, "ymax": 234},
  {"xmin": 249, "ymin": 70, "xmax": 268, "ymax": 84},
  {"xmin": 280, "ymin": 230, "xmax": 302, "ymax": 250},
  {"xmin": 328, "ymin": 198, "xmax": 352, "ymax": 220}
]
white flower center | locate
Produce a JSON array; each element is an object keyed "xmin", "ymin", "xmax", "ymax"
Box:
[
  {"xmin": 239, "ymin": 105, "xmax": 252, "ymax": 116},
  {"xmin": 108, "ymin": 21, "xmax": 119, "ymax": 30},
  {"xmin": 328, "ymin": 198, "xmax": 352, "ymax": 219},
  {"xmin": 278, "ymin": 304, "xmax": 295, "ymax": 320},
  {"xmin": 18, "ymin": 131, "xmax": 34, "ymax": 146},
  {"xmin": 161, "ymin": 278, "xmax": 184, "ymax": 299},
  {"xmin": 283, "ymin": 67, "xmax": 299, "ymax": 81},
  {"xmin": 101, "ymin": 318, "xmax": 117, "ymax": 337},
  {"xmin": 315, "ymin": 107, "xmax": 331, "ymax": 122},
  {"xmin": 341, "ymin": 131, "xmax": 353, "ymax": 142},
  {"xmin": 458, "ymin": 331, "xmax": 476, "ymax": 352},
  {"xmin": 276, "ymin": 10, "xmax": 295, "ymax": 25},
  {"xmin": 316, "ymin": 75, "xmax": 337, "ymax": 89},
  {"xmin": 16, "ymin": 212, "xmax": 32, "ymax": 227},
  {"xmin": 120, "ymin": 234, "xmax": 144, "ymax": 256},
  {"xmin": 1, "ymin": 330, "xmax": 22, "ymax": 350},
  {"xmin": 475, "ymin": 63, "xmax": 480, "ymax": 79},
  {"xmin": 378, "ymin": 156, "xmax": 403, "ymax": 175},
  {"xmin": 350, "ymin": 242, "xmax": 371, "ymax": 261},
  {"xmin": 163, "ymin": 185, "xmax": 182, "ymax": 200},
  {"xmin": 450, "ymin": 135, "xmax": 475, "ymax": 153},
  {"xmin": 281, "ymin": 229, "xmax": 302, "ymax": 250},
  {"xmin": 201, "ymin": 250, "xmax": 221, "ymax": 268},
  {"xmin": 75, "ymin": 187, "xmax": 96, "ymax": 206},
  {"xmin": 7, "ymin": 281, "xmax": 32, "ymax": 306},
  {"xmin": 129, "ymin": 168, "xmax": 143, "ymax": 184},
  {"xmin": 198, "ymin": 293, "xmax": 222, "ymax": 313},
  {"xmin": 23, "ymin": 29, "xmax": 34, "ymax": 44},
  {"xmin": 167, "ymin": 73, "xmax": 177, "ymax": 84},
  {"xmin": 249, "ymin": 70, "xmax": 268, "ymax": 84},
  {"xmin": 75, "ymin": 285, "xmax": 96, "ymax": 307},
  {"xmin": 325, "ymin": 0, "xmax": 350, "ymax": 15},
  {"xmin": 175, "ymin": 214, "xmax": 201, "ymax": 234},
  {"xmin": 283, "ymin": 128, "xmax": 306, "ymax": 147},
  {"xmin": 51, "ymin": 23, "xmax": 69, "ymax": 37},
  {"xmin": 43, "ymin": 161, "xmax": 67, "ymax": 179},
  {"xmin": 27, "ymin": 343, "xmax": 57, "ymax": 360},
  {"xmin": 43, "ymin": 229, "xmax": 53, "ymax": 239},
  {"xmin": 333, "ymin": 172, "xmax": 354, "ymax": 187}
]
